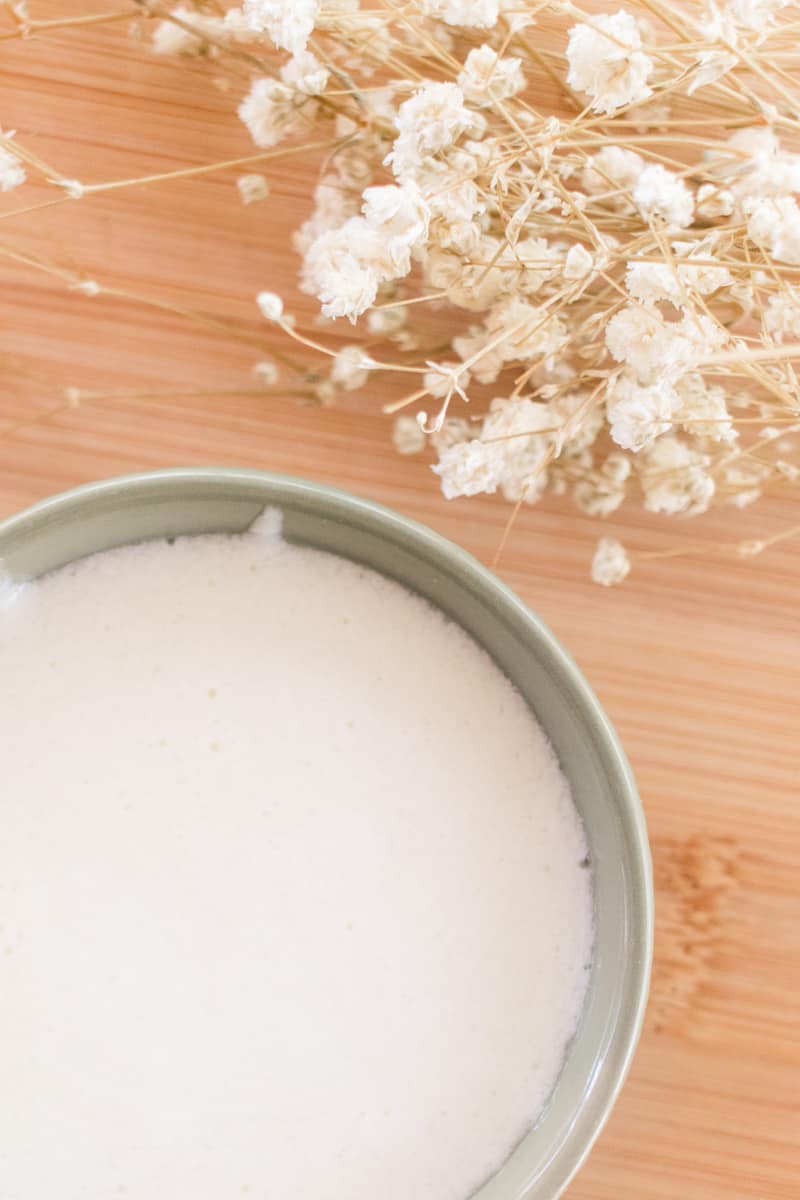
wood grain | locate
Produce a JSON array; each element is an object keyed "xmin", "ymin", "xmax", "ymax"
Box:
[{"xmin": 1, "ymin": 7, "xmax": 799, "ymax": 1197}]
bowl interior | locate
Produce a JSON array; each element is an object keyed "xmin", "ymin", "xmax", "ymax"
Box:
[{"xmin": 0, "ymin": 469, "xmax": 652, "ymax": 1200}]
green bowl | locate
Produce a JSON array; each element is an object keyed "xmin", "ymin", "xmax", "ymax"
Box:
[{"xmin": 0, "ymin": 468, "xmax": 652, "ymax": 1200}]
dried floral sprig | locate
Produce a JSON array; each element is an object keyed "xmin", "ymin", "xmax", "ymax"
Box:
[{"xmin": 3, "ymin": 0, "xmax": 800, "ymax": 582}]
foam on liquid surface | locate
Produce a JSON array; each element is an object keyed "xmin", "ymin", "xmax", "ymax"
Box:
[{"xmin": 0, "ymin": 520, "xmax": 593, "ymax": 1200}]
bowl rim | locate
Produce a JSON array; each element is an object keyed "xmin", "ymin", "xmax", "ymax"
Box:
[{"xmin": 0, "ymin": 467, "xmax": 654, "ymax": 1199}]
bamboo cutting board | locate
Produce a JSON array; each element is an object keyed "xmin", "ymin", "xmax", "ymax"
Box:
[{"xmin": 1, "ymin": 6, "xmax": 798, "ymax": 1197}]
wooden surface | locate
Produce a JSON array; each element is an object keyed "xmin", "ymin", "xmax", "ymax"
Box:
[{"xmin": 1, "ymin": 7, "xmax": 799, "ymax": 1198}]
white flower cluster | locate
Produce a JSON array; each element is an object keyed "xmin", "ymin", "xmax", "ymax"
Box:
[
  {"xmin": 0, "ymin": 135, "xmax": 25, "ymax": 193},
  {"xmin": 243, "ymin": 0, "xmax": 319, "ymax": 54},
  {"xmin": 301, "ymin": 181, "xmax": 430, "ymax": 320},
  {"xmin": 139, "ymin": 0, "xmax": 800, "ymax": 582},
  {"xmin": 433, "ymin": 397, "xmax": 556, "ymax": 503},
  {"xmin": 592, "ymin": 538, "xmax": 631, "ymax": 586},
  {"xmin": 566, "ymin": 11, "xmax": 653, "ymax": 114},
  {"xmin": 152, "ymin": 5, "xmax": 259, "ymax": 55}
]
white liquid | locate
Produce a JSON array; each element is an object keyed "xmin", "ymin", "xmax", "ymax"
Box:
[{"xmin": 0, "ymin": 517, "xmax": 593, "ymax": 1200}]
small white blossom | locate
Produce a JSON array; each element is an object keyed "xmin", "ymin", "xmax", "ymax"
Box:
[
  {"xmin": 550, "ymin": 390, "xmax": 605, "ymax": 452},
  {"xmin": 0, "ymin": 141, "xmax": 25, "ymax": 193},
  {"xmin": 457, "ymin": 45, "xmax": 525, "ymax": 107},
  {"xmin": 675, "ymin": 374, "xmax": 736, "ymax": 443},
  {"xmin": 302, "ymin": 218, "xmax": 384, "ymax": 321},
  {"xmin": 499, "ymin": 237, "xmax": 560, "ymax": 296},
  {"xmin": 583, "ymin": 146, "xmax": 644, "ymax": 198},
  {"xmin": 293, "ymin": 175, "xmax": 360, "ymax": 258},
  {"xmin": 607, "ymin": 374, "xmax": 680, "ymax": 451},
  {"xmin": 776, "ymin": 460, "xmax": 800, "ymax": 482},
  {"xmin": 421, "ymin": 0, "xmax": 500, "ymax": 28},
  {"xmin": 432, "ymin": 439, "xmax": 499, "ymax": 498},
  {"xmin": 362, "ymin": 182, "xmax": 430, "ymax": 275},
  {"xmin": 696, "ymin": 184, "xmax": 735, "ymax": 220},
  {"xmin": 483, "ymin": 297, "xmax": 568, "ymax": 362},
  {"xmin": 452, "ymin": 326, "xmax": 505, "ymax": 384},
  {"xmin": 574, "ymin": 454, "xmax": 630, "ymax": 517},
  {"xmin": 745, "ymin": 196, "xmax": 800, "ymax": 266},
  {"xmin": 638, "ymin": 436, "xmax": 715, "ymax": 515},
  {"xmin": 257, "ymin": 291, "xmax": 284, "ymax": 321},
  {"xmin": 387, "ymin": 82, "xmax": 472, "ymax": 180},
  {"xmin": 605, "ymin": 305, "xmax": 671, "ymax": 380},
  {"xmin": 366, "ymin": 306, "xmax": 408, "ymax": 337},
  {"xmin": 625, "ymin": 261, "xmax": 680, "ymax": 304},
  {"xmin": 151, "ymin": 6, "xmax": 215, "ymax": 55},
  {"xmin": 723, "ymin": 463, "xmax": 767, "ymax": 507},
  {"xmin": 591, "ymin": 538, "xmax": 630, "ymax": 586},
  {"xmin": 433, "ymin": 397, "xmax": 554, "ymax": 502},
  {"xmin": 606, "ymin": 305, "xmax": 727, "ymax": 382},
  {"xmin": 221, "ymin": 7, "xmax": 264, "ymax": 41},
  {"xmin": 152, "ymin": 6, "xmax": 258, "ymax": 54},
  {"xmin": 243, "ymin": 0, "xmax": 319, "ymax": 53},
  {"xmin": 330, "ymin": 345, "xmax": 373, "ymax": 390},
  {"xmin": 237, "ymin": 173, "xmax": 270, "ymax": 205},
  {"xmin": 238, "ymin": 78, "xmax": 304, "ymax": 148},
  {"xmin": 498, "ymin": 0, "xmax": 534, "ymax": 30},
  {"xmin": 253, "ymin": 360, "xmax": 280, "ymax": 385},
  {"xmin": 393, "ymin": 415, "xmax": 426, "ymax": 455},
  {"xmin": 633, "ymin": 164, "xmax": 694, "ymax": 229},
  {"xmin": 564, "ymin": 244, "xmax": 594, "ymax": 279},
  {"xmin": 438, "ymin": 182, "xmax": 484, "ymax": 230},
  {"xmin": 566, "ymin": 11, "xmax": 654, "ymax": 115},
  {"xmin": 727, "ymin": 0, "xmax": 789, "ymax": 32},
  {"xmin": 431, "ymin": 417, "xmax": 472, "ymax": 452},
  {"xmin": 715, "ymin": 128, "xmax": 800, "ymax": 200},
  {"xmin": 678, "ymin": 310, "xmax": 729, "ymax": 368},
  {"xmin": 764, "ymin": 290, "xmax": 800, "ymax": 342},
  {"xmin": 280, "ymin": 49, "xmax": 329, "ymax": 95},
  {"xmin": 626, "ymin": 244, "xmax": 732, "ymax": 304}
]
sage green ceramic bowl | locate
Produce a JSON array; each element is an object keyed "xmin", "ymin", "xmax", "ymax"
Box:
[{"xmin": 0, "ymin": 468, "xmax": 652, "ymax": 1200}]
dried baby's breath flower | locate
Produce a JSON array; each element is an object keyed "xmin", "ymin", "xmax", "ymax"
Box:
[
  {"xmin": 566, "ymin": 11, "xmax": 653, "ymax": 115},
  {"xmin": 574, "ymin": 453, "xmax": 630, "ymax": 517},
  {"xmin": 237, "ymin": 173, "xmax": 270, "ymax": 205},
  {"xmin": 7, "ymin": 0, "xmax": 800, "ymax": 582},
  {"xmin": 638, "ymin": 436, "xmax": 715, "ymax": 515},
  {"xmin": 387, "ymin": 82, "xmax": 472, "ymax": 181},
  {"xmin": 633, "ymin": 165, "xmax": 694, "ymax": 229},
  {"xmin": 281, "ymin": 49, "xmax": 329, "ymax": 95},
  {"xmin": 253, "ymin": 361, "xmax": 280, "ymax": 385},
  {"xmin": 393, "ymin": 416, "xmax": 427, "ymax": 455},
  {"xmin": 696, "ymin": 184, "xmax": 735, "ymax": 220},
  {"xmin": 591, "ymin": 538, "xmax": 631, "ymax": 586},
  {"xmin": 745, "ymin": 196, "xmax": 800, "ymax": 265},
  {"xmin": 238, "ymin": 78, "xmax": 302, "ymax": 148},
  {"xmin": 0, "ymin": 137, "xmax": 25, "ymax": 193},
  {"xmin": 433, "ymin": 396, "xmax": 555, "ymax": 502},
  {"xmin": 607, "ymin": 375, "xmax": 680, "ymax": 451},
  {"xmin": 564, "ymin": 244, "xmax": 594, "ymax": 280},
  {"xmin": 302, "ymin": 220, "xmax": 384, "ymax": 320},
  {"xmin": 151, "ymin": 6, "xmax": 212, "ymax": 55},
  {"xmin": 764, "ymin": 290, "xmax": 800, "ymax": 343},
  {"xmin": 457, "ymin": 45, "xmax": 525, "ymax": 107},
  {"xmin": 243, "ymin": 0, "xmax": 319, "ymax": 54},
  {"xmin": 421, "ymin": 0, "xmax": 500, "ymax": 30},
  {"xmin": 330, "ymin": 345, "xmax": 372, "ymax": 390},
  {"xmin": 257, "ymin": 291, "xmax": 284, "ymax": 321}
]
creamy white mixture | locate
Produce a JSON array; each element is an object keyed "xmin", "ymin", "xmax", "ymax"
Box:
[{"xmin": 0, "ymin": 516, "xmax": 593, "ymax": 1200}]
